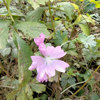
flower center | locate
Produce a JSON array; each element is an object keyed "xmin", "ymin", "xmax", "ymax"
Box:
[{"xmin": 45, "ymin": 56, "xmax": 52, "ymax": 65}]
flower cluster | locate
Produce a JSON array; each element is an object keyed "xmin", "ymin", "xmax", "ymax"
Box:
[{"xmin": 29, "ymin": 33, "xmax": 69, "ymax": 82}]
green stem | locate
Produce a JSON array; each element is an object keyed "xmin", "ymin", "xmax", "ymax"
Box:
[
  {"xmin": 66, "ymin": 26, "xmax": 75, "ymax": 50},
  {"xmin": 71, "ymin": 65, "xmax": 100, "ymax": 97},
  {"xmin": 61, "ymin": 80, "xmax": 87, "ymax": 94},
  {"xmin": 48, "ymin": 0, "xmax": 56, "ymax": 34},
  {"xmin": 3, "ymin": 0, "xmax": 14, "ymax": 22}
]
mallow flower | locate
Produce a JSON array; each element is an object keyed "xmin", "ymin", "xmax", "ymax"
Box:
[{"xmin": 29, "ymin": 33, "xmax": 69, "ymax": 82}]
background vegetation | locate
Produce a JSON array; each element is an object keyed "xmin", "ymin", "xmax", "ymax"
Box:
[{"xmin": 0, "ymin": 0, "xmax": 100, "ymax": 100}]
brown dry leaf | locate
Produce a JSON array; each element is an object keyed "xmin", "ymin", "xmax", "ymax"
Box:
[
  {"xmin": 84, "ymin": 87, "xmax": 89, "ymax": 95},
  {"xmin": 94, "ymin": 72, "xmax": 100, "ymax": 82},
  {"xmin": 93, "ymin": 83, "xmax": 100, "ymax": 93},
  {"xmin": 51, "ymin": 83, "xmax": 58, "ymax": 92}
]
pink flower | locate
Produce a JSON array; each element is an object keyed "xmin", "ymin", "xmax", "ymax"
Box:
[
  {"xmin": 29, "ymin": 33, "xmax": 69, "ymax": 82},
  {"xmin": 34, "ymin": 33, "xmax": 45, "ymax": 46}
]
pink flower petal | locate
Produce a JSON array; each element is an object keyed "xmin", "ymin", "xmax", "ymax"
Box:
[
  {"xmin": 52, "ymin": 60, "xmax": 69, "ymax": 72},
  {"xmin": 39, "ymin": 43, "xmax": 46, "ymax": 55},
  {"xmin": 29, "ymin": 56, "xmax": 44, "ymax": 71},
  {"xmin": 29, "ymin": 62, "xmax": 37, "ymax": 71},
  {"xmin": 37, "ymin": 63, "xmax": 46, "ymax": 77},
  {"xmin": 48, "ymin": 46, "xmax": 66, "ymax": 59},
  {"xmin": 45, "ymin": 64, "xmax": 55, "ymax": 77},
  {"xmin": 34, "ymin": 33, "xmax": 45, "ymax": 46},
  {"xmin": 37, "ymin": 73, "xmax": 48, "ymax": 82}
]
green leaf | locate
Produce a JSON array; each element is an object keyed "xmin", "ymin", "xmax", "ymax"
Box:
[
  {"xmin": 40, "ymin": 94, "xmax": 48, "ymax": 100},
  {"xmin": 57, "ymin": 2, "xmax": 74, "ymax": 19},
  {"xmin": 7, "ymin": 89, "xmax": 20, "ymax": 100},
  {"xmin": 11, "ymin": 47, "xmax": 18, "ymax": 58},
  {"xmin": 61, "ymin": 73, "xmax": 68, "ymax": 89},
  {"xmin": 78, "ymin": 33, "xmax": 97, "ymax": 48},
  {"xmin": 25, "ymin": 85, "xmax": 33, "ymax": 100},
  {"xmin": 6, "ymin": 0, "xmax": 11, "ymax": 7},
  {"xmin": 17, "ymin": 89, "xmax": 25, "ymax": 100},
  {"xmin": 67, "ymin": 50, "xmax": 78, "ymax": 57},
  {"xmin": 46, "ymin": 21, "xmax": 62, "ymax": 30},
  {"xmin": 0, "ymin": 6, "xmax": 24, "ymax": 16},
  {"xmin": 13, "ymin": 31, "xmax": 33, "ymax": 84},
  {"xmin": 53, "ymin": 31, "xmax": 68, "ymax": 45},
  {"xmin": 0, "ymin": 20, "xmax": 11, "ymax": 49},
  {"xmin": 0, "ymin": 47, "xmax": 11, "ymax": 57},
  {"xmin": 27, "ymin": 0, "xmax": 39, "ymax": 9},
  {"xmin": 81, "ymin": 15, "xmax": 95, "ymax": 25},
  {"xmin": 80, "ymin": 70, "xmax": 91, "ymax": 81},
  {"xmin": 83, "ymin": 3, "xmax": 95, "ymax": 13},
  {"xmin": 26, "ymin": 7, "xmax": 46, "ymax": 22},
  {"xmin": 27, "ymin": 0, "xmax": 55, "ymax": 9},
  {"xmin": 82, "ymin": 48, "xmax": 99, "ymax": 61},
  {"xmin": 15, "ymin": 21, "xmax": 50, "ymax": 38},
  {"xmin": 67, "ymin": 77, "xmax": 76, "ymax": 89},
  {"xmin": 90, "ymin": 93, "xmax": 99, "ymax": 100},
  {"xmin": 30, "ymin": 84, "xmax": 46, "ymax": 93},
  {"xmin": 79, "ymin": 24, "xmax": 90, "ymax": 36}
]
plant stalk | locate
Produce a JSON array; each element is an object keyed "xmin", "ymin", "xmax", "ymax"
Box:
[
  {"xmin": 48, "ymin": 0, "xmax": 56, "ymax": 34},
  {"xmin": 3, "ymin": 0, "xmax": 14, "ymax": 22}
]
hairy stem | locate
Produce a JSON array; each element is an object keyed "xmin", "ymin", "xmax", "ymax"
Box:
[
  {"xmin": 48, "ymin": 0, "xmax": 56, "ymax": 34},
  {"xmin": 3, "ymin": 0, "xmax": 14, "ymax": 22}
]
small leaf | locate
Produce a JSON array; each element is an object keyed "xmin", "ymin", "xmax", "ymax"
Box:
[
  {"xmin": 40, "ymin": 94, "xmax": 48, "ymax": 100},
  {"xmin": 17, "ymin": 89, "xmax": 25, "ymax": 100},
  {"xmin": 30, "ymin": 84, "xmax": 46, "ymax": 93},
  {"xmin": 81, "ymin": 15, "xmax": 95, "ymax": 25},
  {"xmin": 61, "ymin": 73, "xmax": 68, "ymax": 89},
  {"xmin": 0, "ymin": 47, "xmax": 11, "ymax": 57},
  {"xmin": 7, "ymin": 89, "xmax": 19, "ymax": 100},
  {"xmin": 25, "ymin": 84, "xmax": 33, "ymax": 100},
  {"xmin": 57, "ymin": 2, "xmax": 75, "ymax": 19},
  {"xmin": 90, "ymin": 93, "xmax": 99, "ymax": 100},
  {"xmin": 67, "ymin": 77, "xmax": 76, "ymax": 89},
  {"xmin": 78, "ymin": 33, "xmax": 97, "ymax": 48},
  {"xmin": 27, "ymin": 0, "xmax": 54, "ymax": 9},
  {"xmin": 79, "ymin": 23, "xmax": 90, "ymax": 36},
  {"xmin": 53, "ymin": 31, "xmax": 68, "ymax": 45},
  {"xmin": 80, "ymin": 70, "xmax": 91, "ymax": 81}
]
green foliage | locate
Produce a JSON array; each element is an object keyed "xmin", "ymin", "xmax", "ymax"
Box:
[
  {"xmin": 26, "ymin": 7, "xmax": 46, "ymax": 22},
  {"xmin": 90, "ymin": 93, "xmax": 99, "ymax": 100},
  {"xmin": 53, "ymin": 31, "xmax": 68, "ymax": 45},
  {"xmin": 25, "ymin": 85, "xmax": 33, "ymax": 100},
  {"xmin": 0, "ymin": 20, "xmax": 11, "ymax": 49},
  {"xmin": 17, "ymin": 89, "xmax": 25, "ymax": 100},
  {"xmin": 27, "ymin": 0, "xmax": 55, "ymax": 9},
  {"xmin": 13, "ymin": 31, "xmax": 33, "ymax": 84},
  {"xmin": 30, "ymin": 83, "xmax": 46, "ymax": 93},
  {"xmin": 57, "ymin": 2, "xmax": 75, "ymax": 19},
  {"xmin": 0, "ymin": 6, "xmax": 24, "ymax": 16},
  {"xmin": 80, "ymin": 70, "xmax": 91, "ymax": 81},
  {"xmin": 78, "ymin": 33, "xmax": 97, "ymax": 48},
  {"xmin": 79, "ymin": 23, "xmax": 90, "ymax": 36},
  {"xmin": 7, "ymin": 89, "xmax": 20, "ymax": 100},
  {"xmin": 15, "ymin": 21, "xmax": 50, "ymax": 38},
  {"xmin": 1, "ymin": 0, "xmax": 100, "ymax": 100},
  {"xmin": 61, "ymin": 70, "xmax": 76, "ymax": 89},
  {"xmin": 0, "ymin": 47, "xmax": 11, "ymax": 57}
]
